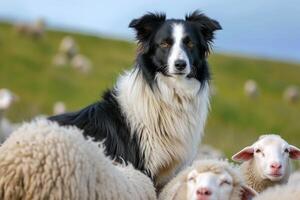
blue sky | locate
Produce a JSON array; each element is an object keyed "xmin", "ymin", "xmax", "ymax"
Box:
[{"xmin": 1, "ymin": 0, "xmax": 300, "ymax": 62}]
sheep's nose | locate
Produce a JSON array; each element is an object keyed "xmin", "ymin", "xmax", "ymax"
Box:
[
  {"xmin": 270, "ymin": 162, "xmax": 282, "ymax": 170},
  {"xmin": 174, "ymin": 59, "xmax": 187, "ymax": 71},
  {"xmin": 196, "ymin": 187, "xmax": 212, "ymax": 196}
]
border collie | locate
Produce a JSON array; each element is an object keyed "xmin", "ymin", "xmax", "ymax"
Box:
[{"xmin": 49, "ymin": 11, "xmax": 221, "ymax": 188}]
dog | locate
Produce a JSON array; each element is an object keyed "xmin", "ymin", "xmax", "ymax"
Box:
[{"xmin": 49, "ymin": 11, "xmax": 221, "ymax": 188}]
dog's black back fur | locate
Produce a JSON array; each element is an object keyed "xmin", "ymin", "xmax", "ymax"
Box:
[{"xmin": 49, "ymin": 90, "xmax": 146, "ymax": 172}]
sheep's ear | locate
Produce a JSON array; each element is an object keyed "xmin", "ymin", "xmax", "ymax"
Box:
[
  {"xmin": 289, "ymin": 145, "xmax": 300, "ymax": 160},
  {"xmin": 240, "ymin": 185, "xmax": 258, "ymax": 200},
  {"xmin": 232, "ymin": 146, "xmax": 254, "ymax": 162},
  {"xmin": 129, "ymin": 12, "xmax": 166, "ymax": 42},
  {"xmin": 185, "ymin": 10, "xmax": 222, "ymax": 43}
]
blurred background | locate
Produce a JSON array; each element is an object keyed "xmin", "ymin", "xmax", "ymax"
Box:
[{"xmin": 0, "ymin": 0, "xmax": 299, "ymax": 160}]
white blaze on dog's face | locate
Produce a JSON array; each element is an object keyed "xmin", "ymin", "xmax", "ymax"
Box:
[
  {"xmin": 167, "ymin": 23, "xmax": 191, "ymax": 76},
  {"xmin": 232, "ymin": 135, "xmax": 300, "ymax": 181},
  {"xmin": 186, "ymin": 170, "xmax": 234, "ymax": 200}
]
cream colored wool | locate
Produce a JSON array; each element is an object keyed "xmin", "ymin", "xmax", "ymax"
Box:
[
  {"xmin": 0, "ymin": 119, "xmax": 156, "ymax": 200},
  {"xmin": 240, "ymin": 159, "xmax": 289, "ymax": 193},
  {"xmin": 254, "ymin": 183, "xmax": 300, "ymax": 200},
  {"xmin": 159, "ymin": 159, "xmax": 252, "ymax": 200}
]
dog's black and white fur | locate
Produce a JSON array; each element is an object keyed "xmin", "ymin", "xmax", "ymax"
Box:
[{"xmin": 49, "ymin": 11, "xmax": 221, "ymax": 188}]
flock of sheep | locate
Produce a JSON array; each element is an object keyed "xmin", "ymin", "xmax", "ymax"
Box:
[
  {"xmin": 14, "ymin": 20, "xmax": 92, "ymax": 74},
  {"xmin": 0, "ymin": 87, "xmax": 299, "ymax": 200}
]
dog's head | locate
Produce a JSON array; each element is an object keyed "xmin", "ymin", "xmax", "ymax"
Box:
[{"xmin": 129, "ymin": 11, "xmax": 221, "ymax": 85}]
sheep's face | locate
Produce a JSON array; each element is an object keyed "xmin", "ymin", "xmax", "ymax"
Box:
[
  {"xmin": 232, "ymin": 135, "xmax": 300, "ymax": 182},
  {"xmin": 186, "ymin": 170, "xmax": 234, "ymax": 200}
]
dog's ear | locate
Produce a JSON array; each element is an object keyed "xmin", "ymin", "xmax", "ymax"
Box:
[
  {"xmin": 186, "ymin": 10, "xmax": 222, "ymax": 43},
  {"xmin": 129, "ymin": 12, "xmax": 166, "ymax": 42}
]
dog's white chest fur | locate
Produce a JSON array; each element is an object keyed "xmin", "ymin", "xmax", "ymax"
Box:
[{"xmin": 116, "ymin": 69, "xmax": 210, "ymax": 187}]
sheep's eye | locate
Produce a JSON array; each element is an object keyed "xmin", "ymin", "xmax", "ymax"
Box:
[
  {"xmin": 160, "ymin": 41, "xmax": 171, "ymax": 48},
  {"xmin": 284, "ymin": 148, "xmax": 289, "ymax": 153},
  {"xmin": 188, "ymin": 177, "xmax": 195, "ymax": 182},
  {"xmin": 220, "ymin": 180, "xmax": 231, "ymax": 186},
  {"xmin": 187, "ymin": 40, "xmax": 194, "ymax": 49},
  {"xmin": 255, "ymin": 149, "xmax": 261, "ymax": 153}
]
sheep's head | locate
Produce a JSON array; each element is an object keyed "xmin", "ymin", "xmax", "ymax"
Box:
[
  {"xmin": 0, "ymin": 89, "xmax": 18, "ymax": 110},
  {"xmin": 177, "ymin": 160, "xmax": 257, "ymax": 200},
  {"xmin": 232, "ymin": 134, "xmax": 300, "ymax": 182}
]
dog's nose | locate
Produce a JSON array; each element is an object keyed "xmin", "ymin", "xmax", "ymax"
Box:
[{"xmin": 174, "ymin": 59, "xmax": 187, "ymax": 71}]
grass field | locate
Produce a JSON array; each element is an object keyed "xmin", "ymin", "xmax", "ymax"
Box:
[{"xmin": 1, "ymin": 22, "xmax": 300, "ymax": 159}]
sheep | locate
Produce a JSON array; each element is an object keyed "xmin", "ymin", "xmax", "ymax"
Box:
[
  {"xmin": 0, "ymin": 88, "xmax": 18, "ymax": 143},
  {"xmin": 59, "ymin": 36, "xmax": 78, "ymax": 59},
  {"xmin": 0, "ymin": 119, "xmax": 156, "ymax": 200},
  {"xmin": 159, "ymin": 159, "xmax": 257, "ymax": 200},
  {"xmin": 70, "ymin": 54, "xmax": 92, "ymax": 73},
  {"xmin": 232, "ymin": 134, "xmax": 300, "ymax": 193},
  {"xmin": 53, "ymin": 101, "xmax": 66, "ymax": 115},
  {"xmin": 283, "ymin": 85, "xmax": 299, "ymax": 104},
  {"xmin": 253, "ymin": 183, "xmax": 300, "ymax": 200},
  {"xmin": 196, "ymin": 144, "xmax": 225, "ymax": 160},
  {"xmin": 288, "ymin": 171, "xmax": 300, "ymax": 185},
  {"xmin": 244, "ymin": 79, "xmax": 259, "ymax": 99}
]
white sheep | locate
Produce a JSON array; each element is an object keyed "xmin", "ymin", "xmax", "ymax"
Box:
[
  {"xmin": 0, "ymin": 88, "xmax": 18, "ymax": 143},
  {"xmin": 288, "ymin": 170, "xmax": 300, "ymax": 185},
  {"xmin": 70, "ymin": 54, "xmax": 92, "ymax": 73},
  {"xmin": 283, "ymin": 85, "xmax": 299, "ymax": 104},
  {"xmin": 59, "ymin": 36, "xmax": 78, "ymax": 59},
  {"xmin": 232, "ymin": 134, "xmax": 300, "ymax": 193},
  {"xmin": 0, "ymin": 119, "xmax": 156, "ymax": 200},
  {"xmin": 53, "ymin": 101, "xmax": 66, "ymax": 115},
  {"xmin": 244, "ymin": 79, "xmax": 259, "ymax": 99},
  {"xmin": 253, "ymin": 183, "xmax": 300, "ymax": 200},
  {"xmin": 196, "ymin": 144, "xmax": 225, "ymax": 160},
  {"xmin": 159, "ymin": 159, "xmax": 257, "ymax": 200}
]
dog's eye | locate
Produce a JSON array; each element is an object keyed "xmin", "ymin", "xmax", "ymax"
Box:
[
  {"xmin": 160, "ymin": 41, "xmax": 171, "ymax": 48},
  {"xmin": 187, "ymin": 40, "xmax": 194, "ymax": 49}
]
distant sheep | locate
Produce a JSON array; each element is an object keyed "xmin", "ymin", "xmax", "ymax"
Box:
[
  {"xmin": 71, "ymin": 54, "xmax": 92, "ymax": 73},
  {"xmin": 283, "ymin": 85, "xmax": 299, "ymax": 104},
  {"xmin": 14, "ymin": 19, "xmax": 46, "ymax": 39},
  {"xmin": 53, "ymin": 101, "xmax": 66, "ymax": 115},
  {"xmin": 159, "ymin": 159, "xmax": 257, "ymax": 200},
  {"xmin": 0, "ymin": 119, "xmax": 156, "ymax": 200},
  {"xmin": 244, "ymin": 80, "xmax": 259, "ymax": 99},
  {"xmin": 59, "ymin": 36, "xmax": 78, "ymax": 59},
  {"xmin": 232, "ymin": 134, "xmax": 300, "ymax": 193},
  {"xmin": 0, "ymin": 88, "xmax": 18, "ymax": 143},
  {"xmin": 254, "ymin": 183, "xmax": 300, "ymax": 200},
  {"xmin": 196, "ymin": 144, "xmax": 225, "ymax": 160}
]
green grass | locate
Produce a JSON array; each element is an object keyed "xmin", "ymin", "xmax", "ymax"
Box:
[{"xmin": 1, "ymin": 22, "xmax": 300, "ymax": 162}]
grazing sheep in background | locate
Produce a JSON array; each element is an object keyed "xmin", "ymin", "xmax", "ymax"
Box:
[
  {"xmin": 0, "ymin": 88, "xmax": 18, "ymax": 143},
  {"xmin": 71, "ymin": 54, "xmax": 92, "ymax": 73},
  {"xmin": 159, "ymin": 159, "xmax": 257, "ymax": 200},
  {"xmin": 59, "ymin": 36, "xmax": 78, "ymax": 59},
  {"xmin": 0, "ymin": 119, "xmax": 156, "ymax": 200},
  {"xmin": 52, "ymin": 53, "xmax": 68, "ymax": 66},
  {"xmin": 244, "ymin": 79, "xmax": 259, "ymax": 99},
  {"xmin": 288, "ymin": 171, "xmax": 300, "ymax": 185},
  {"xmin": 53, "ymin": 101, "xmax": 66, "ymax": 115},
  {"xmin": 253, "ymin": 183, "xmax": 300, "ymax": 200},
  {"xmin": 196, "ymin": 144, "xmax": 225, "ymax": 160},
  {"xmin": 283, "ymin": 85, "xmax": 299, "ymax": 104},
  {"xmin": 232, "ymin": 134, "xmax": 300, "ymax": 193},
  {"xmin": 29, "ymin": 18, "xmax": 46, "ymax": 39},
  {"xmin": 14, "ymin": 23, "xmax": 31, "ymax": 35}
]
